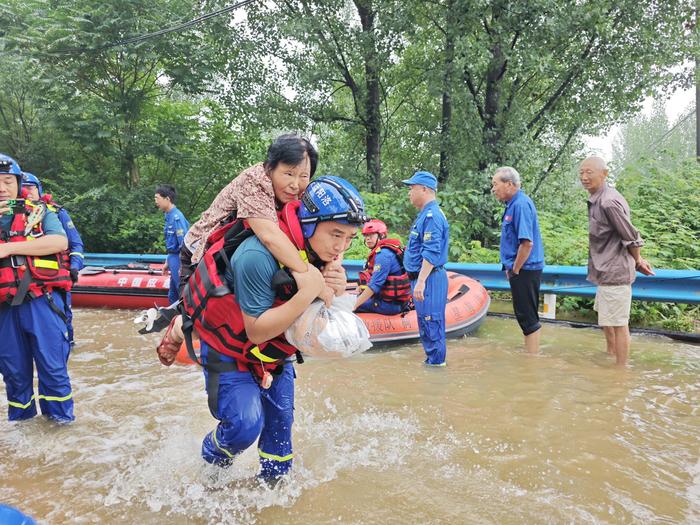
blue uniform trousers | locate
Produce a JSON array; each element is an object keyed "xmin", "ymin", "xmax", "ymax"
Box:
[
  {"xmin": 64, "ymin": 291, "xmax": 74, "ymax": 346},
  {"xmin": 166, "ymin": 253, "xmax": 181, "ymax": 304},
  {"xmin": 411, "ymin": 268, "xmax": 448, "ymax": 365},
  {"xmin": 200, "ymin": 342, "xmax": 295, "ymax": 479},
  {"xmin": 356, "ymin": 297, "xmax": 404, "ymax": 316},
  {"xmin": 0, "ymin": 292, "xmax": 74, "ymax": 422}
]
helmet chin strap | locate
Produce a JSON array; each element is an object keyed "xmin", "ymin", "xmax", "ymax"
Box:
[{"xmin": 303, "ymin": 237, "xmax": 323, "ymax": 267}]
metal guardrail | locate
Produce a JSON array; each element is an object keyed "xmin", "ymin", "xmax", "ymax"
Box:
[
  {"xmin": 85, "ymin": 253, "xmax": 166, "ymax": 267},
  {"xmin": 85, "ymin": 254, "xmax": 700, "ymax": 304},
  {"xmin": 341, "ymin": 261, "xmax": 700, "ymax": 304}
]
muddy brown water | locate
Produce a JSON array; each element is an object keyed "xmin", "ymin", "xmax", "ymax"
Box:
[{"xmin": 1, "ymin": 308, "xmax": 698, "ymax": 524}]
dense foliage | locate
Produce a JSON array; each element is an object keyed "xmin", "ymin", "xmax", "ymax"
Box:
[{"xmin": 0, "ymin": 0, "xmax": 697, "ymax": 329}]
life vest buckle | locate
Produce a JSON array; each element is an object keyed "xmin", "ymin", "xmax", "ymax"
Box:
[
  {"xmin": 260, "ymin": 370, "xmax": 273, "ymax": 389},
  {"xmin": 10, "ymin": 255, "xmax": 26, "ymax": 268}
]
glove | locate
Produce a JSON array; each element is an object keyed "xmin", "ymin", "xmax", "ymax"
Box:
[{"xmin": 70, "ymin": 268, "xmax": 80, "ymax": 283}]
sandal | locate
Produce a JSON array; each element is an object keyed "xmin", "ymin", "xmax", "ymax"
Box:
[{"xmin": 157, "ymin": 315, "xmax": 183, "ymax": 366}]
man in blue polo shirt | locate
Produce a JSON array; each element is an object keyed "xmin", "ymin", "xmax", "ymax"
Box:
[
  {"xmin": 154, "ymin": 184, "xmax": 190, "ymax": 304},
  {"xmin": 402, "ymin": 171, "xmax": 450, "ymax": 366},
  {"xmin": 492, "ymin": 166, "xmax": 545, "ymax": 353}
]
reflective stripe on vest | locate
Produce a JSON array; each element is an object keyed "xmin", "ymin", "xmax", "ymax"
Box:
[{"xmin": 0, "ymin": 202, "xmax": 72, "ymax": 304}]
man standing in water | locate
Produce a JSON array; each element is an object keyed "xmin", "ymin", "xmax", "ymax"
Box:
[
  {"xmin": 157, "ymin": 176, "xmax": 366, "ymax": 482},
  {"xmin": 154, "ymin": 184, "xmax": 189, "ymax": 304},
  {"xmin": 579, "ymin": 156, "xmax": 654, "ymax": 366},
  {"xmin": 492, "ymin": 166, "xmax": 544, "ymax": 354},
  {"xmin": 0, "ymin": 153, "xmax": 73, "ymax": 422},
  {"xmin": 402, "ymin": 171, "xmax": 450, "ymax": 366}
]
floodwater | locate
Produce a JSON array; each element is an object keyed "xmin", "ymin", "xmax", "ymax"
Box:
[{"xmin": 1, "ymin": 308, "xmax": 699, "ymax": 525}]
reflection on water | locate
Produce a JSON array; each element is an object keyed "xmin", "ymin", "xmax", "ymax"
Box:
[{"xmin": 1, "ymin": 308, "xmax": 698, "ymax": 524}]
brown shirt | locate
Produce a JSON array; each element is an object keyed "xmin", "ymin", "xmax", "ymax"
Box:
[
  {"xmin": 184, "ymin": 163, "xmax": 277, "ymax": 263},
  {"xmin": 587, "ymin": 184, "xmax": 644, "ymax": 285}
]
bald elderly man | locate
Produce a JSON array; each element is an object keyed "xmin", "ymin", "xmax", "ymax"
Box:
[{"xmin": 579, "ymin": 156, "xmax": 654, "ymax": 366}]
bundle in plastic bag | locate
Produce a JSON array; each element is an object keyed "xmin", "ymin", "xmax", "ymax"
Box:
[{"xmin": 285, "ymin": 294, "xmax": 372, "ymax": 358}]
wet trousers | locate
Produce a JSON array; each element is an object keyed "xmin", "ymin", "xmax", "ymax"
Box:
[
  {"xmin": 411, "ymin": 268, "xmax": 448, "ymax": 365},
  {"xmin": 200, "ymin": 342, "xmax": 295, "ymax": 479},
  {"xmin": 167, "ymin": 253, "xmax": 182, "ymax": 304},
  {"xmin": 0, "ymin": 292, "xmax": 74, "ymax": 422},
  {"xmin": 65, "ymin": 291, "xmax": 74, "ymax": 345}
]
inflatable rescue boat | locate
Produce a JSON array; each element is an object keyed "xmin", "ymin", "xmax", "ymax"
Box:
[
  {"xmin": 73, "ymin": 265, "xmax": 490, "ymax": 346},
  {"xmin": 171, "ymin": 272, "xmax": 490, "ymax": 363},
  {"xmin": 71, "ymin": 264, "xmax": 170, "ymax": 309},
  {"xmin": 355, "ymin": 271, "xmax": 490, "ymax": 345}
]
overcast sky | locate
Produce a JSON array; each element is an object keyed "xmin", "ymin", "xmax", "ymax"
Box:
[{"xmin": 584, "ymin": 87, "xmax": 695, "ymax": 160}]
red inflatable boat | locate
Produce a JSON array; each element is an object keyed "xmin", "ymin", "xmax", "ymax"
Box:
[{"xmin": 71, "ymin": 264, "xmax": 170, "ymax": 309}]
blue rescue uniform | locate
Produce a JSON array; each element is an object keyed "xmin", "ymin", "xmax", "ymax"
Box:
[
  {"xmin": 56, "ymin": 207, "xmax": 84, "ymax": 345},
  {"xmin": 499, "ymin": 190, "xmax": 544, "ymax": 271},
  {"xmin": 0, "ymin": 211, "xmax": 74, "ymax": 422},
  {"xmin": 500, "ymin": 190, "xmax": 545, "ymax": 336},
  {"xmin": 404, "ymin": 200, "xmax": 450, "ymax": 365},
  {"xmin": 357, "ymin": 247, "xmax": 406, "ymax": 315},
  {"xmin": 200, "ymin": 236, "xmax": 295, "ymax": 479},
  {"xmin": 164, "ymin": 207, "xmax": 189, "ymax": 303}
]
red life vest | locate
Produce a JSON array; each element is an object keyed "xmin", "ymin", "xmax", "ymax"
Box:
[
  {"xmin": 181, "ymin": 201, "xmax": 306, "ymax": 378},
  {"xmin": 358, "ymin": 238, "xmax": 411, "ymax": 304},
  {"xmin": 0, "ymin": 200, "xmax": 72, "ymax": 305}
]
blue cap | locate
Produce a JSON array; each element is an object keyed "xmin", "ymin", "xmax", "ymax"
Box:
[{"xmin": 402, "ymin": 171, "xmax": 437, "ymax": 191}]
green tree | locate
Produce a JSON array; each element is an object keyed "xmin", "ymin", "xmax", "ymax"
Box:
[
  {"xmin": 613, "ymin": 98, "xmax": 696, "ymax": 169},
  {"xmin": 3, "ymin": 0, "xmax": 240, "ymax": 187},
  {"xmin": 406, "ymin": 0, "xmax": 695, "ymax": 188},
  {"xmin": 244, "ymin": 0, "xmax": 411, "ymax": 191}
]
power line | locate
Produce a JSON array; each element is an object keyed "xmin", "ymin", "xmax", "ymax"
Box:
[
  {"xmin": 3, "ymin": 0, "xmax": 260, "ymax": 56},
  {"xmin": 614, "ymin": 106, "xmax": 696, "ymax": 169},
  {"xmin": 641, "ymin": 108, "xmax": 696, "ymax": 154}
]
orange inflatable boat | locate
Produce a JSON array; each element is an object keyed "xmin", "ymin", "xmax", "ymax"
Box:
[
  {"xmin": 355, "ymin": 272, "xmax": 490, "ymax": 345},
  {"xmin": 172, "ymin": 271, "xmax": 490, "ymax": 364}
]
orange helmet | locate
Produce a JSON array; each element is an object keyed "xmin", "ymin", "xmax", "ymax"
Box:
[{"xmin": 362, "ymin": 219, "xmax": 387, "ymax": 236}]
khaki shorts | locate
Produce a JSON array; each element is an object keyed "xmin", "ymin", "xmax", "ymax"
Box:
[{"xmin": 594, "ymin": 285, "xmax": 632, "ymax": 326}]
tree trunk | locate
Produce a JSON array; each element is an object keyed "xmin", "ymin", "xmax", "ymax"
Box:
[
  {"xmin": 123, "ymin": 122, "xmax": 140, "ymax": 188},
  {"xmin": 696, "ymin": 55, "xmax": 699, "ymax": 162},
  {"xmin": 480, "ymin": 40, "xmax": 505, "ymax": 171},
  {"xmin": 355, "ymin": 1, "xmax": 382, "ymax": 192},
  {"xmin": 439, "ymin": 2, "xmax": 455, "ymax": 185}
]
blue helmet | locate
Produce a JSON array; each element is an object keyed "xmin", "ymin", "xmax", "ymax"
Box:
[
  {"xmin": 0, "ymin": 153, "xmax": 22, "ymax": 196},
  {"xmin": 299, "ymin": 176, "xmax": 368, "ymax": 238},
  {"xmin": 0, "ymin": 504, "xmax": 37, "ymax": 525},
  {"xmin": 21, "ymin": 172, "xmax": 43, "ymax": 196}
]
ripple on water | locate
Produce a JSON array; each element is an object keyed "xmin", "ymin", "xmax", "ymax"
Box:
[{"xmin": 1, "ymin": 311, "xmax": 699, "ymax": 524}]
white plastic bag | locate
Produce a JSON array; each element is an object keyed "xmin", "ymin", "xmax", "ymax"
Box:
[{"xmin": 285, "ymin": 294, "xmax": 372, "ymax": 358}]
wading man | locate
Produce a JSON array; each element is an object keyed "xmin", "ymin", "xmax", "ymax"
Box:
[
  {"xmin": 492, "ymin": 166, "xmax": 544, "ymax": 354},
  {"xmin": 579, "ymin": 156, "xmax": 654, "ymax": 366}
]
